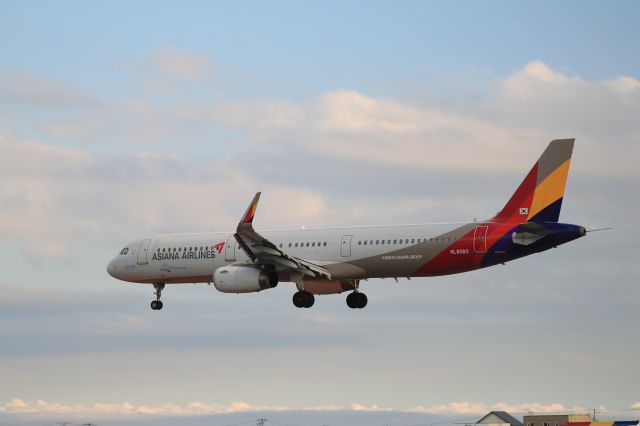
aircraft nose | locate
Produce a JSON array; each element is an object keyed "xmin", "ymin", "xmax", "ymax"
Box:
[{"xmin": 107, "ymin": 258, "xmax": 119, "ymax": 278}]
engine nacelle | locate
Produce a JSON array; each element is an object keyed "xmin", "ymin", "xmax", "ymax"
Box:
[{"xmin": 213, "ymin": 265, "xmax": 278, "ymax": 293}]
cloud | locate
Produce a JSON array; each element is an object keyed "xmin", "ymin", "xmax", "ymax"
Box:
[
  {"xmin": 0, "ymin": 129, "xmax": 341, "ymax": 263},
  {"xmin": 503, "ymin": 60, "xmax": 573, "ymax": 100},
  {"xmin": 151, "ymin": 46, "xmax": 214, "ymax": 81},
  {"xmin": 0, "ymin": 398, "xmax": 354, "ymax": 418},
  {"xmin": 29, "ymin": 59, "xmax": 640, "ymax": 181},
  {"xmin": 603, "ymin": 75, "xmax": 640, "ymax": 93},
  {"xmin": 0, "ymin": 72, "xmax": 99, "ymax": 108},
  {"xmin": 407, "ymin": 402, "xmax": 583, "ymax": 415},
  {"xmin": 318, "ymin": 89, "xmax": 429, "ymax": 133},
  {"xmin": 0, "ymin": 399, "xmax": 586, "ymax": 418},
  {"xmin": 2, "ymin": 60, "xmax": 640, "ymax": 264}
]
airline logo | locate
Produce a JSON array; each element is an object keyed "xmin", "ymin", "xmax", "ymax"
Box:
[{"xmin": 519, "ymin": 207, "xmax": 529, "ymax": 215}]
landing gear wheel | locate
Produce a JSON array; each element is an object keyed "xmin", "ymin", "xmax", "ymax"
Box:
[
  {"xmin": 356, "ymin": 292, "xmax": 367, "ymax": 309},
  {"xmin": 292, "ymin": 291, "xmax": 315, "ymax": 308},
  {"xmin": 302, "ymin": 291, "xmax": 314, "ymax": 308},
  {"xmin": 151, "ymin": 283, "xmax": 165, "ymax": 311},
  {"xmin": 346, "ymin": 292, "xmax": 367, "ymax": 309},
  {"xmin": 346, "ymin": 292, "xmax": 358, "ymax": 309}
]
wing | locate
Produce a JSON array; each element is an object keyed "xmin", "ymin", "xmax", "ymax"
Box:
[{"xmin": 233, "ymin": 192, "xmax": 332, "ymax": 280}]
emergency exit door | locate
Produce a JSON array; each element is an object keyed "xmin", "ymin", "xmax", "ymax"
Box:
[
  {"xmin": 473, "ymin": 226, "xmax": 488, "ymax": 253},
  {"xmin": 225, "ymin": 235, "xmax": 236, "ymax": 262},
  {"xmin": 137, "ymin": 239, "xmax": 151, "ymax": 265},
  {"xmin": 341, "ymin": 235, "xmax": 352, "ymax": 257}
]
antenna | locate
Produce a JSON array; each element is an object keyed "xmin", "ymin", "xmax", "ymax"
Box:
[{"xmin": 257, "ymin": 418, "xmax": 268, "ymax": 426}]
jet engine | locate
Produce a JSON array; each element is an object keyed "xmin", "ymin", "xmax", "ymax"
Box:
[{"xmin": 213, "ymin": 265, "xmax": 278, "ymax": 293}]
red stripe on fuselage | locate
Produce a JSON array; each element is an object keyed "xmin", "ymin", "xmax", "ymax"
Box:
[
  {"xmin": 414, "ymin": 227, "xmax": 482, "ymax": 276},
  {"xmin": 415, "ymin": 164, "xmax": 539, "ymax": 276}
]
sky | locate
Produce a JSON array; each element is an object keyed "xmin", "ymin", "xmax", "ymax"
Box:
[{"xmin": 1, "ymin": 1, "xmax": 639, "ymax": 425}]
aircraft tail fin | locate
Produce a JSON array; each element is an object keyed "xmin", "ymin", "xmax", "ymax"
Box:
[{"xmin": 494, "ymin": 139, "xmax": 574, "ymax": 223}]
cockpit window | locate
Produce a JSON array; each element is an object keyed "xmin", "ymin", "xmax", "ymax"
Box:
[{"xmin": 119, "ymin": 248, "xmax": 129, "ymax": 255}]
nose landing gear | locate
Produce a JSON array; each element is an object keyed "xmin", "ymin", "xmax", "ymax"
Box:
[{"xmin": 151, "ymin": 283, "xmax": 165, "ymax": 310}]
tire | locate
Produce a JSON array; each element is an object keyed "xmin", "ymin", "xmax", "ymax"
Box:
[
  {"xmin": 292, "ymin": 292, "xmax": 304, "ymax": 308},
  {"xmin": 357, "ymin": 292, "xmax": 367, "ymax": 309},
  {"xmin": 150, "ymin": 300, "xmax": 158, "ymax": 310},
  {"xmin": 346, "ymin": 292, "xmax": 357, "ymax": 309},
  {"xmin": 303, "ymin": 291, "xmax": 315, "ymax": 308}
]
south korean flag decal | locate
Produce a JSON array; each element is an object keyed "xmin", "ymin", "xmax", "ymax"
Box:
[{"xmin": 519, "ymin": 207, "xmax": 529, "ymax": 215}]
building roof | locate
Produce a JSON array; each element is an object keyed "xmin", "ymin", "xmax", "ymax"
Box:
[{"xmin": 477, "ymin": 411, "xmax": 524, "ymax": 426}]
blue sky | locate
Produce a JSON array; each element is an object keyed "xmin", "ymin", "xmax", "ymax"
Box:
[{"xmin": 1, "ymin": 1, "xmax": 639, "ymax": 425}]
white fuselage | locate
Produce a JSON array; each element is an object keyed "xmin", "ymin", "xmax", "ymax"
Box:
[{"xmin": 107, "ymin": 222, "xmax": 474, "ymax": 285}]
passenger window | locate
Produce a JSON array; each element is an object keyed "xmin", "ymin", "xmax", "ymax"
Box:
[
  {"xmin": 288, "ymin": 243, "xmax": 292, "ymax": 247},
  {"xmin": 411, "ymin": 239, "xmax": 415, "ymax": 243},
  {"xmin": 364, "ymin": 241, "xmax": 367, "ymax": 245},
  {"xmin": 295, "ymin": 243, "xmax": 298, "ymax": 247},
  {"xmin": 312, "ymin": 242, "xmax": 315, "ymax": 247},
  {"xmin": 323, "ymin": 242, "xmax": 327, "ymax": 246}
]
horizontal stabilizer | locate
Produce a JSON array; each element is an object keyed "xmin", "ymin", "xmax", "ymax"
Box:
[{"xmin": 512, "ymin": 222, "xmax": 552, "ymax": 245}]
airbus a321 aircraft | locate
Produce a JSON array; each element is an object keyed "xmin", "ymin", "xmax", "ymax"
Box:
[{"xmin": 108, "ymin": 139, "xmax": 588, "ymax": 310}]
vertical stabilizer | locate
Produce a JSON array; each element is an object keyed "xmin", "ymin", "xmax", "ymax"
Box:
[{"xmin": 494, "ymin": 139, "xmax": 574, "ymax": 223}]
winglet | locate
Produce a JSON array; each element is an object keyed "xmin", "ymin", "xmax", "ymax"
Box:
[{"xmin": 239, "ymin": 192, "xmax": 261, "ymax": 227}]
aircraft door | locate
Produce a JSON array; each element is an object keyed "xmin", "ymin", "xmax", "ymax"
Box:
[
  {"xmin": 341, "ymin": 235, "xmax": 353, "ymax": 257},
  {"xmin": 473, "ymin": 225, "xmax": 488, "ymax": 253},
  {"xmin": 225, "ymin": 234, "xmax": 236, "ymax": 262},
  {"xmin": 137, "ymin": 239, "xmax": 151, "ymax": 265}
]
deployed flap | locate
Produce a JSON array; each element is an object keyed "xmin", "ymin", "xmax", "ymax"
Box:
[{"xmin": 234, "ymin": 192, "xmax": 332, "ymax": 280}]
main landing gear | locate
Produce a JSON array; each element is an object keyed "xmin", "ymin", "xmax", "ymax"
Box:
[
  {"xmin": 346, "ymin": 291, "xmax": 367, "ymax": 309},
  {"xmin": 292, "ymin": 290, "xmax": 315, "ymax": 308},
  {"xmin": 151, "ymin": 283, "xmax": 165, "ymax": 310}
]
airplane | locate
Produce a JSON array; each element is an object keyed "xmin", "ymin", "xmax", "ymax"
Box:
[{"xmin": 108, "ymin": 139, "xmax": 589, "ymax": 310}]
